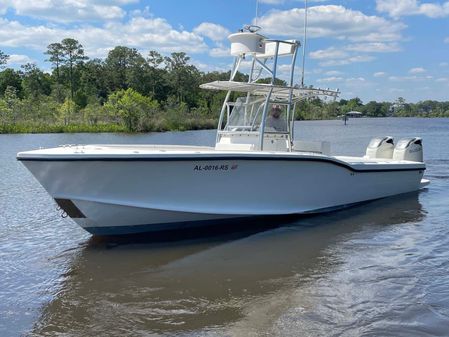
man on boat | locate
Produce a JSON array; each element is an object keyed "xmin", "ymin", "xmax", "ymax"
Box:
[{"xmin": 266, "ymin": 105, "xmax": 287, "ymax": 132}]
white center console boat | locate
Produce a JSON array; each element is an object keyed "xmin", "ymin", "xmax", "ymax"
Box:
[{"xmin": 17, "ymin": 26, "xmax": 429, "ymax": 235}]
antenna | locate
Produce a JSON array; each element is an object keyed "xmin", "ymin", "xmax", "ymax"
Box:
[
  {"xmin": 255, "ymin": 0, "xmax": 259, "ymax": 26},
  {"xmin": 301, "ymin": 0, "xmax": 308, "ymax": 87}
]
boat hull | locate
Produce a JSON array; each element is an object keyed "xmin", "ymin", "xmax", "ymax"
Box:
[{"xmin": 19, "ymin": 154, "xmax": 426, "ymax": 235}]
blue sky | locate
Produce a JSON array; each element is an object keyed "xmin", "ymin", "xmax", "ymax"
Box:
[{"xmin": 0, "ymin": 0, "xmax": 448, "ymax": 102}]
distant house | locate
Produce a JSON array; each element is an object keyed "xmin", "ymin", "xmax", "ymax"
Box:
[{"xmin": 346, "ymin": 111, "xmax": 363, "ymax": 118}]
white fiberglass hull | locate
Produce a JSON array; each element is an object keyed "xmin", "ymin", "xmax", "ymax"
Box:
[{"xmin": 18, "ymin": 146, "xmax": 426, "ymax": 235}]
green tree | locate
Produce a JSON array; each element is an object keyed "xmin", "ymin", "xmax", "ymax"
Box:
[
  {"xmin": 78, "ymin": 59, "xmax": 108, "ymax": 102},
  {"xmin": 0, "ymin": 50, "xmax": 8, "ymax": 69},
  {"xmin": 164, "ymin": 52, "xmax": 201, "ymax": 106},
  {"xmin": 105, "ymin": 46, "xmax": 146, "ymax": 93},
  {"xmin": 60, "ymin": 38, "xmax": 88, "ymax": 100},
  {"xmin": 45, "ymin": 42, "xmax": 65, "ymax": 102},
  {"xmin": 0, "ymin": 68, "xmax": 22, "ymax": 98},
  {"xmin": 81, "ymin": 101, "xmax": 103, "ymax": 125},
  {"xmin": 146, "ymin": 50, "xmax": 169, "ymax": 101},
  {"xmin": 347, "ymin": 97, "xmax": 363, "ymax": 111},
  {"xmin": 59, "ymin": 97, "xmax": 77, "ymax": 125},
  {"xmin": 363, "ymin": 101, "xmax": 382, "ymax": 117},
  {"xmin": 2, "ymin": 86, "xmax": 21, "ymax": 124},
  {"xmin": 256, "ymin": 77, "xmax": 287, "ymax": 86},
  {"xmin": 21, "ymin": 63, "xmax": 52, "ymax": 98},
  {"xmin": 104, "ymin": 88, "xmax": 159, "ymax": 131},
  {"xmin": 198, "ymin": 71, "xmax": 229, "ymax": 114},
  {"xmin": 45, "ymin": 43, "xmax": 63, "ymax": 82}
]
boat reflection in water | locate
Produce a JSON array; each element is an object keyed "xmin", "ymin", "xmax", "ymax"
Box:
[{"xmin": 30, "ymin": 192, "xmax": 425, "ymax": 336}]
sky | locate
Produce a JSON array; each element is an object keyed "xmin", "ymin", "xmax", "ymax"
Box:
[{"xmin": 0, "ymin": 0, "xmax": 448, "ymax": 102}]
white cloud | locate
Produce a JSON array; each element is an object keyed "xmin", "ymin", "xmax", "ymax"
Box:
[
  {"xmin": 209, "ymin": 43, "xmax": 231, "ymax": 57},
  {"xmin": 309, "ymin": 47, "xmax": 375, "ymax": 67},
  {"xmin": 257, "ymin": 5, "xmax": 405, "ymax": 42},
  {"xmin": 0, "ymin": 15, "xmax": 208, "ymax": 58},
  {"xmin": 311, "ymin": 43, "xmax": 400, "ymax": 60},
  {"xmin": 193, "ymin": 22, "xmax": 231, "ymax": 41},
  {"xmin": 316, "ymin": 76, "xmax": 343, "ymax": 83},
  {"xmin": 318, "ymin": 55, "xmax": 375, "ymax": 67},
  {"xmin": 374, "ymin": 72, "xmax": 386, "ymax": 77},
  {"xmin": 440, "ymin": 62, "xmax": 449, "ymax": 67},
  {"xmin": 6, "ymin": 54, "xmax": 34, "ymax": 65},
  {"xmin": 445, "ymin": 37, "xmax": 449, "ymax": 43},
  {"xmin": 376, "ymin": 0, "xmax": 449, "ymax": 18},
  {"xmin": 277, "ymin": 64, "xmax": 302, "ymax": 78},
  {"xmin": 389, "ymin": 74, "xmax": 432, "ymax": 81},
  {"xmin": 436, "ymin": 77, "xmax": 449, "ymax": 82},
  {"xmin": 325, "ymin": 70, "xmax": 343, "ymax": 76},
  {"xmin": 0, "ymin": 0, "xmax": 137, "ymax": 23},
  {"xmin": 409, "ymin": 67, "xmax": 425, "ymax": 73},
  {"xmin": 309, "ymin": 47, "xmax": 347, "ymax": 60},
  {"xmin": 345, "ymin": 42, "xmax": 400, "ymax": 53},
  {"xmin": 191, "ymin": 59, "xmax": 228, "ymax": 73},
  {"xmin": 309, "ymin": 38, "xmax": 401, "ymax": 68},
  {"xmin": 346, "ymin": 77, "xmax": 366, "ymax": 82}
]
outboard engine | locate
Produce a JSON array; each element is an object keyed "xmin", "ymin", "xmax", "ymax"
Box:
[
  {"xmin": 365, "ymin": 136, "xmax": 394, "ymax": 159},
  {"xmin": 393, "ymin": 137, "xmax": 423, "ymax": 162}
]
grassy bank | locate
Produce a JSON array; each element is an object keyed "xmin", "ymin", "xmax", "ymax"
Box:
[{"xmin": 0, "ymin": 117, "xmax": 218, "ymax": 134}]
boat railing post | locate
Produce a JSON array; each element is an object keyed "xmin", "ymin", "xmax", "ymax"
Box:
[
  {"xmin": 271, "ymin": 41, "xmax": 280, "ymax": 83},
  {"xmin": 252, "ymin": 58, "xmax": 267, "ymax": 82},
  {"xmin": 259, "ymin": 88, "xmax": 273, "ymax": 150},
  {"xmin": 230, "ymin": 56, "xmax": 243, "ymax": 81},
  {"xmin": 254, "ymin": 59, "xmax": 273, "ymax": 76},
  {"xmin": 216, "ymin": 90, "xmax": 232, "ymax": 144},
  {"xmin": 287, "ymin": 42, "xmax": 299, "ymax": 151},
  {"xmin": 291, "ymin": 102, "xmax": 297, "ymax": 143},
  {"xmin": 245, "ymin": 56, "xmax": 257, "ymax": 125},
  {"xmin": 259, "ymin": 42, "xmax": 280, "ymax": 151},
  {"xmin": 216, "ymin": 55, "xmax": 242, "ymax": 144}
]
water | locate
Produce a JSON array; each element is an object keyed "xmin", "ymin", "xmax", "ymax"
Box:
[{"xmin": 1, "ymin": 118, "xmax": 449, "ymax": 336}]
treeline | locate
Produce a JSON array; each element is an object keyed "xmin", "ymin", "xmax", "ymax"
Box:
[
  {"xmin": 0, "ymin": 40, "xmax": 448, "ymax": 134},
  {"xmin": 297, "ymin": 97, "xmax": 449, "ymax": 120},
  {"xmin": 0, "ymin": 39, "xmax": 230, "ymax": 133}
]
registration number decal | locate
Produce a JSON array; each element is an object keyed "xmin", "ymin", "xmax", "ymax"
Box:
[{"xmin": 193, "ymin": 164, "xmax": 238, "ymax": 171}]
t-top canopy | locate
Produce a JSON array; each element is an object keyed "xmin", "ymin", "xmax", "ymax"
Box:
[{"xmin": 200, "ymin": 81, "xmax": 340, "ymax": 101}]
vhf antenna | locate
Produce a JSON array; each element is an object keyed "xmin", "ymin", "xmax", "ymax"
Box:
[
  {"xmin": 255, "ymin": 0, "xmax": 259, "ymax": 26},
  {"xmin": 301, "ymin": 0, "xmax": 308, "ymax": 87}
]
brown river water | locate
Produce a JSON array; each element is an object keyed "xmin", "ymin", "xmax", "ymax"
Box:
[{"xmin": 1, "ymin": 118, "xmax": 449, "ymax": 336}]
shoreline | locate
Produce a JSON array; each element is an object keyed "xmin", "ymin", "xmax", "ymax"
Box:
[
  {"xmin": 1, "ymin": 116, "xmax": 447, "ymax": 135},
  {"xmin": 0, "ymin": 120, "xmax": 218, "ymax": 134}
]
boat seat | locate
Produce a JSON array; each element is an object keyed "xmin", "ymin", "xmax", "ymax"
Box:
[{"xmin": 293, "ymin": 140, "xmax": 330, "ymax": 155}]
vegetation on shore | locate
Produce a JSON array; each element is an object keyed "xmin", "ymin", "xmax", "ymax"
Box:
[{"xmin": 1, "ymin": 40, "xmax": 449, "ymax": 134}]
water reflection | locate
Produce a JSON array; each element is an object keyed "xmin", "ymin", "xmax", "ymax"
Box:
[{"xmin": 30, "ymin": 192, "xmax": 425, "ymax": 336}]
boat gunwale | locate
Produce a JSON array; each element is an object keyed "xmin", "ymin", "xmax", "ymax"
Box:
[{"xmin": 17, "ymin": 151, "xmax": 425, "ymax": 173}]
